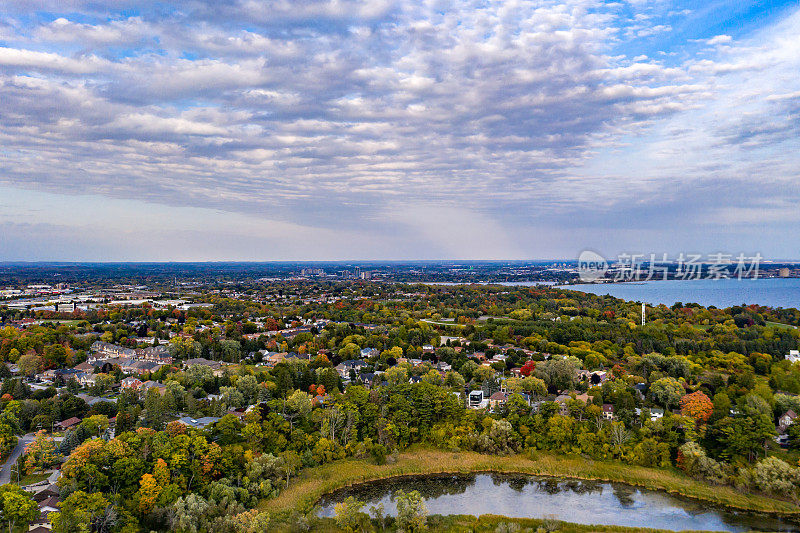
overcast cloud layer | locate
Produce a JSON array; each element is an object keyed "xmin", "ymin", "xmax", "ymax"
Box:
[{"xmin": 0, "ymin": 0, "xmax": 798, "ymax": 260}]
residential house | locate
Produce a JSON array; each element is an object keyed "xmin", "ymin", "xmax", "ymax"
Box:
[
  {"xmin": 90, "ymin": 341, "xmax": 136, "ymax": 359},
  {"xmin": 360, "ymin": 347, "xmax": 379, "ymax": 358},
  {"xmin": 177, "ymin": 416, "xmax": 221, "ymax": 430},
  {"xmin": 488, "ymin": 391, "xmax": 508, "ymax": 410},
  {"xmin": 31, "ymin": 485, "xmax": 59, "ymax": 503},
  {"xmin": 787, "ymin": 350, "xmax": 800, "ymax": 363},
  {"xmin": 468, "ymin": 390, "xmax": 488, "ymax": 409},
  {"xmin": 602, "ymin": 404, "xmax": 615, "ymax": 420},
  {"xmin": 73, "ymin": 362, "xmax": 94, "ymax": 373},
  {"xmin": 357, "ymin": 372, "xmax": 376, "ymax": 388},
  {"xmin": 262, "ymin": 352, "xmax": 287, "ymax": 367},
  {"xmin": 184, "ymin": 358, "xmax": 224, "ymax": 376},
  {"xmin": 121, "ymin": 377, "xmax": 142, "ymax": 389},
  {"xmin": 38, "ymin": 496, "xmax": 60, "ymax": 515},
  {"xmin": 336, "ymin": 359, "xmax": 368, "ymax": 379},
  {"xmin": 76, "ymin": 371, "xmax": 97, "ymax": 387},
  {"xmin": 57, "ymin": 417, "xmax": 82, "ymax": 430},
  {"xmin": 779, "ymin": 410, "xmax": 797, "ymax": 434},
  {"xmin": 634, "ymin": 407, "xmax": 665, "ymax": 422},
  {"xmin": 554, "ymin": 394, "xmax": 571, "ymax": 416},
  {"xmin": 141, "ymin": 381, "xmax": 167, "ymax": 395}
]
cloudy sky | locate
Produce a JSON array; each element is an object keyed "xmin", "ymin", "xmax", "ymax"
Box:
[{"xmin": 0, "ymin": 0, "xmax": 798, "ymax": 261}]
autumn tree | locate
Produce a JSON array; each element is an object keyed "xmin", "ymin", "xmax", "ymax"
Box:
[
  {"xmin": 138, "ymin": 473, "xmax": 161, "ymax": 514},
  {"xmin": 24, "ymin": 430, "xmax": 58, "ymax": 474},
  {"xmin": 679, "ymin": 391, "xmax": 714, "ymax": 423},
  {"xmin": 520, "ymin": 360, "xmax": 536, "ymax": 377}
]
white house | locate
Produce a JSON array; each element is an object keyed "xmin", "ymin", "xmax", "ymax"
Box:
[{"xmin": 468, "ymin": 390, "xmax": 489, "ymax": 410}]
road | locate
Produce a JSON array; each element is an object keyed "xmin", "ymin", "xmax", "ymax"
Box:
[{"xmin": 0, "ymin": 433, "xmax": 35, "ymax": 485}]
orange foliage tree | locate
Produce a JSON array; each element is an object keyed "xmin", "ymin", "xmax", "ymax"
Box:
[{"xmin": 679, "ymin": 391, "xmax": 713, "ymax": 423}]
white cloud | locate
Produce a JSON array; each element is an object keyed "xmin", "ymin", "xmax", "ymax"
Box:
[{"xmin": 0, "ymin": 1, "xmax": 798, "ymax": 259}]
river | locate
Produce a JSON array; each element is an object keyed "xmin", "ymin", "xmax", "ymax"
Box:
[
  {"xmin": 317, "ymin": 473, "xmax": 797, "ymax": 532},
  {"xmin": 564, "ymin": 278, "xmax": 800, "ymax": 309}
]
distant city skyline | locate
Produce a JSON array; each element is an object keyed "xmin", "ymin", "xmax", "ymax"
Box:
[{"xmin": 1, "ymin": 1, "xmax": 799, "ymax": 261}]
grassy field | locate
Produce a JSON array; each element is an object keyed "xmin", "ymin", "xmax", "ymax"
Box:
[
  {"xmin": 766, "ymin": 321, "xmax": 797, "ymax": 330},
  {"xmin": 261, "ymin": 446, "xmax": 799, "ymax": 530},
  {"xmin": 16, "ymin": 472, "xmax": 51, "ymax": 486}
]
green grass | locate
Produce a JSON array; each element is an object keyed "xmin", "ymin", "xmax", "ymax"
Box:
[
  {"xmin": 261, "ymin": 446, "xmax": 799, "ymax": 530},
  {"xmin": 766, "ymin": 321, "xmax": 797, "ymax": 330},
  {"xmin": 421, "ymin": 319, "xmax": 467, "ymax": 327},
  {"xmin": 16, "ymin": 472, "xmax": 50, "ymax": 486}
]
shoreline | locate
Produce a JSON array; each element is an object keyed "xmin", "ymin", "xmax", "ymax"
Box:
[{"xmin": 260, "ymin": 448, "xmax": 800, "ymax": 520}]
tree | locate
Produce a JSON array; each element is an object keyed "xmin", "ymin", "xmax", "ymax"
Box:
[
  {"xmin": 50, "ymin": 491, "xmax": 115, "ymax": 533},
  {"xmin": 229, "ymin": 509, "xmax": 271, "ymax": 533},
  {"xmin": 143, "ymin": 387, "xmax": 166, "ymax": 430},
  {"xmin": 339, "ymin": 343, "xmax": 361, "ymax": 360},
  {"xmin": 421, "ymin": 370, "xmax": 442, "ymax": 386},
  {"xmin": 535, "ymin": 358, "xmax": 577, "ymax": 391},
  {"xmin": 385, "ymin": 366, "xmax": 408, "ymax": 386},
  {"xmin": 334, "ymin": 496, "xmax": 366, "ymax": 532},
  {"xmin": 443, "ymin": 371, "xmax": 465, "ymax": 390},
  {"xmin": 171, "ymin": 494, "xmax": 209, "ymax": 533},
  {"xmin": 677, "ymin": 442, "xmax": 725, "ymax": 484},
  {"xmin": 609, "ymin": 422, "xmax": 631, "ymax": 457},
  {"xmin": 679, "ymin": 391, "xmax": 713, "ymax": 423},
  {"xmin": 81, "ymin": 415, "xmax": 110, "ymax": 437},
  {"xmin": 753, "ymin": 457, "xmax": 800, "ymax": 498},
  {"xmin": 520, "ymin": 360, "xmax": 536, "ymax": 377},
  {"xmin": 650, "ymin": 377, "xmax": 684, "ymax": 411},
  {"xmin": 709, "ymin": 415, "xmax": 776, "ymax": 462},
  {"xmin": 0, "ymin": 484, "xmax": 37, "ymax": 533},
  {"xmin": 17, "ymin": 353, "xmax": 41, "ymax": 378},
  {"xmin": 519, "ymin": 376, "xmax": 547, "ymax": 399},
  {"xmin": 285, "ymin": 390, "xmax": 312, "ymax": 429},
  {"xmin": 394, "ymin": 489, "xmax": 427, "ymax": 532},
  {"xmin": 138, "ymin": 473, "xmax": 161, "ymax": 514},
  {"xmin": 24, "ymin": 430, "xmax": 58, "ymax": 474}
]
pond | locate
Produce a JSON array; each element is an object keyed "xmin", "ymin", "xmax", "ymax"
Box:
[{"xmin": 317, "ymin": 473, "xmax": 798, "ymax": 532}]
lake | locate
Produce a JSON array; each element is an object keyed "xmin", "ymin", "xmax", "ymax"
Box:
[
  {"xmin": 317, "ymin": 473, "xmax": 797, "ymax": 532},
  {"xmin": 565, "ymin": 278, "xmax": 800, "ymax": 309}
]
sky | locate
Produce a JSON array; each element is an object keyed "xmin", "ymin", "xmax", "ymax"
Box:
[{"xmin": 0, "ymin": 0, "xmax": 798, "ymax": 261}]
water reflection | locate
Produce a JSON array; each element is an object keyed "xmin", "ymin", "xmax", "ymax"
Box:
[{"xmin": 316, "ymin": 474, "xmax": 799, "ymax": 532}]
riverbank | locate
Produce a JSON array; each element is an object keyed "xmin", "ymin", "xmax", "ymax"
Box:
[{"xmin": 260, "ymin": 446, "xmax": 799, "ymax": 528}]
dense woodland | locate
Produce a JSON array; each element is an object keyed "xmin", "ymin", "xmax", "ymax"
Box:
[{"xmin": 2, "ymin": 283, "xmax": 800, "ymax": 532}]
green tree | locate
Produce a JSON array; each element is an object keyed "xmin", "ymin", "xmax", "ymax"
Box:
[
  {"xmin": 16, "ymin": 353, "xmax": 41, "ymax": 378},
  {"xmin": 285, "ymin": 390, "xmax": 312, "ymax": 430},
  {"xmin": 385, "ymin": 366, "xmax": 408, "ymax": 386},
  {"xmin": 50, "ymin": 490, "xmax": 115, "ymax": 533},
  {"xmin": 394, "ymin": 489, "xmax": 427, "ymax": 532},
  {"xmin": 0, "ymin": 484, "xmax": 37, "ymax": 533},
  {"xmin": 334, "ymin": 496, "xmax": 366, "ymax": 532},
  {"xmin": 650, "ymin": 377, "xmax": 684, "ymax": 411}
]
